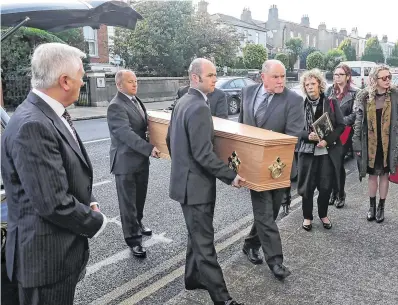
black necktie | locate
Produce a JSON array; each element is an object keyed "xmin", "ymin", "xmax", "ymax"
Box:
[
  {"xmin": 132, "ymin": 97, "xmax": 145, "ymax": 118},
  {"xmin": 255, "ymin": 93, "xmax": 270, "ymax": 126},
  {"xmin": 62, "ymin": 110, "xmax": 78, "ymax": 143}
]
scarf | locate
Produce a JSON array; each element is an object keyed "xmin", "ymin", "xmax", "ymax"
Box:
[{"xmin": 366, "ymin": 90, "xmax": 392, "ymax": 168}]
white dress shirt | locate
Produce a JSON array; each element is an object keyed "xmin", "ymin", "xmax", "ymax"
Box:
[
  {"xmin": 254, "ymin": 85, "xmax": 274, "ymax": 114},
  {"xmin": 32, "ymin": 88, "xmax": 107, "ymax": 238}
]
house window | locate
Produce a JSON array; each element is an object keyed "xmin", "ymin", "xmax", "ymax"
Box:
[
  {"xmin": 244, "ymin": 30, "xmax": 248, "ymax": 43},
  {"xmin": 306, "ymin": 34, "xmax": 310, "ymax": 46},
  {"xmin": 335, "ymin": 38, "xmax": 339, "ymax": 47},
  {"xmin": 255, "ymin": 32, "xmax": 259, "ymax": 44},
  {"xmin": 313, "ymin": 36, "xmax": 316, "ymax": 47},
  {"xmin": 83, "ymin": 26, "xmax": 98, "ymax": 56},
  {"xmin": 290, "ymin": 31, "xmax": 294, "ymax": 38},
  {"xmin": 298, "ymin": 33, "xmax": 302, "ymax": 39}
]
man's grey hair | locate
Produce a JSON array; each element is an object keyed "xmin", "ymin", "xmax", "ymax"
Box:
[
  {"xmin": 188, "ymin": 58, "xmax": 212, "ymax": 81},
  {"xmin": 31, "ymin": 43, "xmax": 86, "ymax": 89},
  {"xmin": 261, "ymin": 59, "xmax": 286, "ymax": 74},
  {"xmin": 115, "ymin": 69, "xmax": 135, "ymax": 86},
  {"xmin": 300, "ymin": 68, "xmax": 328, "ymax": 94}
]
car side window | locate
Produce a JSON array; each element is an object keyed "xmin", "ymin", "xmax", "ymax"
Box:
[
  {"xmin": 364, "ymin": 67, "xmax": 371, "ymax": 76},
  {"xmin": 244, "ymin": 78, "xmax": 256, "ymax": 86},
  {"xmin": 232, "ymin": 78, "xmax": 246, "ymax": 88},
  {"xmin": 350, "ymin": 67, "xmax": 361, "ymax": 76},
  {"xmin": 225, "ymin": 81, "xmax": 236, "ymax": 89}
]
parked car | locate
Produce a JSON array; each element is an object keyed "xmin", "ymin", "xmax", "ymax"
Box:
[{"xmin": 215, "ymin": 77, "xmax": 257, "ymax": 115}]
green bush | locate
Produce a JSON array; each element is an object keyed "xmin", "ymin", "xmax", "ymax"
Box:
[
  {"xmin": 243, "ymin": 44, "xmax": 268, "ymax": 69},
  {"xmin": 306, "ymin": 51, "xmax": 325, "ymax": 70},
  {"xmin": 274, "ymin": 53, "xmax": 289, "ymax": 68}
]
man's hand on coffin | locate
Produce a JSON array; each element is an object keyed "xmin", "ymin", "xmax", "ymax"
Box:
[
  {"xmin": 232, "ymin": 174, "xmax": 245, "ymax": 188},
  {"xmin": 151, "ymin": 147, "xmax": 160, "ymax": 158}
]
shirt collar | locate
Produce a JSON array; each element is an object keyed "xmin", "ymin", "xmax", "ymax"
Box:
[
  {"xmin": 191, "ymin": 88, "xmax": 208, "ymax": 101},
  {"xmin": 260, "ymin": 85, "xmax": 273, "ymax": 97},
  {"xmin": 122, "ymin": 92, "xmax": 134, "ymax": 100},
  {"xmin": 32, "ymin": 88, "xmax": 65, "ymax": 117}
]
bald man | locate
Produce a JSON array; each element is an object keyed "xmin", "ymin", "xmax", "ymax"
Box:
[
  {"xmin": 107, "ymin": 70, "xmax": 160, "ymax": 258},
  {"xmin": 167, "ymin": 58, "xmax": 244, "ymax": 305},
  {"xmin": 239, "ymin": 60, "xmax": 304, "ymax": 280}
]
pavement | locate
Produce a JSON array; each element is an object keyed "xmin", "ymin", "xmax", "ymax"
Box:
[
  {"xmin": 6, "ymin": 100, "xmax": 174, "ymax": 121},
  {"xmin": 166, "ymin": 172, "xmax": 398, "ymax": 305}
]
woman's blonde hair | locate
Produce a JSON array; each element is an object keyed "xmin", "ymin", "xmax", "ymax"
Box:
[
  {"xmin": 368, "ymin": 64, "xmax": 391, "ymax": 98},
  {"xmin": 300, "ymin": 68, "xmax": 327, "ymax": 95}
]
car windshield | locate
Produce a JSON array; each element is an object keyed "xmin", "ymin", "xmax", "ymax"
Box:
[{"xmin": 215, "ymin": 78, "xmax": 231, "ymax": 88}]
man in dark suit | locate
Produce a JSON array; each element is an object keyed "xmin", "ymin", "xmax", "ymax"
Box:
[
  {"xmin": 1, "ymin": 43, "xmax": 106, "ymax": 305},
  {"xmin": 170, "ymin": 85, "xmax": 229, "ymax": 119},
  {"xmin": 107, "ymin": 70, "xmax": 160, "ymax": 258},
  {"xmin": 239, "ymin": 59, "xmax": 304, "ymax": 280},
  {"xmin": 166, "ymin": 58, "xmax": 244, "ymax": 305}
]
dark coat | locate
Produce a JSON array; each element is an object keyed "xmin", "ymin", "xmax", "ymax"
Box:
[
  {"xmin": 166, "ymin": 88, "xmax": 236, "ymax": 205},
  {"xmin": 175, "ymin": 85, "xmax": 229, "ymax": 119},
  {"xmin": 352, "ymin": 87, "xmax": 398, "ymax": 180},
  {"xmin": 325, "ymin": 85, "xmax": 358, "ymax": 126},
  {"xmin": 297, "ymin": 95, "xmax": 345, "ymax": 198},
  {"xmin": 107, "ymin": 92, "xmax": 153, "ymax": 174},
  {"xmin": 1, "ymin": 92, "xmax": 103, "ymax": 287}
]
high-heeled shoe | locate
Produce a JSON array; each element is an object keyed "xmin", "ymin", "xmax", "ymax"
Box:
[
  {"xmin": 320, "ymin": 217, "xmax": 332, "ymax": 229},
  {"xmin": 302, "ymin": 221, "xmax": 312, "ymax": 231}
]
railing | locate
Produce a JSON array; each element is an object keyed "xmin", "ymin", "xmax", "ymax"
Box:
[{"xmin": 76, "ymin": 78, "xmax": 90, "ymax": 106}]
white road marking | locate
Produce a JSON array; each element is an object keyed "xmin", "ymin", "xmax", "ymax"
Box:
[
  {"xmin": 86, "ymin": 232, "xmax": 173, "ymax": 277},
  {"xmin": 93, "ymin": 180, "xmax": 112, "ymax": 187},
  {"xmin": 83, "ymin": 138, "xmax": 110, "ymax": 144},
  {"xmin": 108, "ymin": 216, "xmax": 122, "ymax": 227}
]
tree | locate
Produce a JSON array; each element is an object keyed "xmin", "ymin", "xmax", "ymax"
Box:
[
  {"xmin": 338, "ymin": 39, "xmax": 356, "ymax": 61},
  {"xmin": 306, "ymin": 51, "xmax": 325, "ymax": 70},
  {"xmin": 274, "ymin": 53, "xmax": 289, "ymax": 68},
  {"xmin": 111, "ymin": 1, "xmax": 242, "ymax": 76},
  {"xmin": 284, "ymin": 38, "xmax": 303, "ymax": 71},
  {"xmin": 54, "ymin": 29, "xmax": 86, "ymax": 51},
  {"xmin": 242, "ymin": 44, "xmax": 268, "ymax": 69},
  {"xmin": 386, "ymin": 42, "xmax": 398, "ymax": 67},
  {"xmin": 300, "ymin": 47, "xmax": 318, "ymax": 69},
  {"xmin": 361, "ymin": 37, "xmax": 385, "ymax": 63},
  {"xmin": 324, "ymin": 49, "xmax": 346, "ymax": 71}
]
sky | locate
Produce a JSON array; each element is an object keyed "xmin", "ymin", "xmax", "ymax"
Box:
[{"xmin": 194, "ymin": 0, "xmax": 398, "ymax": 43}]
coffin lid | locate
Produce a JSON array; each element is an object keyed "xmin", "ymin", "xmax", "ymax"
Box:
[{"xmin": 147, "ymin": 110, "xmax": 298, "ymax": 146}]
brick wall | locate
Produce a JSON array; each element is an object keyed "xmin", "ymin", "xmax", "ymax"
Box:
[{"xmin": 90, "ymin": 25, "xmax": 109, "ymax": 64}]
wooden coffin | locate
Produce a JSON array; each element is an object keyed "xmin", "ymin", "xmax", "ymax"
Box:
[{"xmin": 147, "ymin": 110, "xmax": 298, "ymax": 191}]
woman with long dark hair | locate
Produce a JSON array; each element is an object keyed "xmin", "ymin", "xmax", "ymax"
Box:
[
  {"xmin": 326, "ymin": 64, "xmax": 358, "ymax": 208},
  {"xmin": 352, "ymin": 65, "xmax": 398, "ymax": 223}
]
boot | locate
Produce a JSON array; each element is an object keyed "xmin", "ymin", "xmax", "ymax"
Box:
[
  {"xmin": 335, "ymin": 192, "xmax": 346, "ymax": 208},
  {"xmin": 376, "ymin": 199, "xmax": 385, "ymax": 223},
  {"xmin": 367, "ymin": 197, "xmax": 376, "ymax": 221},
  {"xmin": 329, "ymin": 192, "xmax": 337, "ymax": 206}
]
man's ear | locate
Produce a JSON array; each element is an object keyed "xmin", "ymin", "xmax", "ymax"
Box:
[{"xmin": 59, "ymin": 74, "xmax": 70, "ymax": 91}]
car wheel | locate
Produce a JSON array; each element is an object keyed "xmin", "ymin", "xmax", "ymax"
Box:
[{"xmin": 228, "ymin": 98, "xmax": 239, "ymax": 115}]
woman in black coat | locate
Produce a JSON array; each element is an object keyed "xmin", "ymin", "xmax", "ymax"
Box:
[
  {"xmin": 325, "ymin": 64, "xmax": 358, "ymax": 208},
  {"xmin": 296, "ymin": 69, "xmax": 345, "ymax": 231}
]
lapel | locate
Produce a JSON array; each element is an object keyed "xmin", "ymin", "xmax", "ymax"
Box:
[
  {"xmin": 117, "ymin": 92, "xmax": 146, "ymax": 124},
  {"xmin": 250, "ymin": 84, "xmax": 262, "ymax": 122},
  {"xmin": 28, "ymin": 92, "xmax": 89, "ymax": 169},
  {"xmin": 339, "ymin": 90, "xmax": 353, "ymax": 107},
  {"xmin": 135, "ymin": 95, "xmax": 148, "ymax": 122},
  {"xmin": 258, "ymin": 89, "xmax": 284, "ymax": 128}
]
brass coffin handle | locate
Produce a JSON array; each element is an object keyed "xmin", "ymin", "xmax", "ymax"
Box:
[{"xmin": 268, "ymin": 157, "xmax": 286, "ymax": 179}]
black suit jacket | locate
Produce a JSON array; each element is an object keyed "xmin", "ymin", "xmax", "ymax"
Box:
[
  {"xmin": 166, "ymin": 88, "xmax": 236, "ymax": 205},
  {"xmin": 239, "ymin": 84, "xmax": 305, "ymax": 179},
  {"xmin": 107, "ymin": 92, "xmax": 154, "ymax": 174},
  {"xmin": 176, "ymin": 85, "xmax": 228, "ymax": 119},
  {"xmin": 1, "ymin": 92, "xmax": 104, "ymax": 288}
]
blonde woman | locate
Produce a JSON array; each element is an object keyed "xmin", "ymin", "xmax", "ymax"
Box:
[{"xmin": 352, "ymin": 65, "xmax": 398, "ymax": 223}]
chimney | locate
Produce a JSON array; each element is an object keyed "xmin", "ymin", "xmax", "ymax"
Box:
[
  {"xmin": 339, "ymin": 28, "xmax": 347, "ymax": 36},
  {"xmin": 350, "ymin": 27, "xmax": 358, "ymax": 38},
  {"xmin": 332, "ymin": 27, "xmax": 337, "ymax": 33},
  {"xmin": 241, "ymin": 7, "xmax": 252, "ymax": 22},
  {"xmin": 382, "ymin": 35, "xmax": 388, "ymax": 43},
  {"xmin": 300, "ymin": 15, "xmax": 310, "ymax": 27},
  {"xmin": 197, "ymin": 0, "xmax": 208, "ymax": 14},
  {"xmin": 365, "ymin": 32, "xmax": 372, "ymax": 39},
  {"xmin": 318, "ymin": 22, "xmax": 326, "ymax": 30},
  {"xmin": 267, "ymin": 4, "xmax": 279, "ymax": 30}
]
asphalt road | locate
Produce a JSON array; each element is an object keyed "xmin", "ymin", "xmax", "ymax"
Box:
[{"xmin": 1, "ymin": 115, "xmax": 357, "ymax": 305}]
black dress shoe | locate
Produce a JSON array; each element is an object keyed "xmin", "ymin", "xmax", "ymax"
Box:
[
  {"xmin": 302, "ymin": 222, "xmax": 312, "ymax": 231},
  {"xmin": 282, "ymin": 204, "xmax": 290, "ymax": 215},
  {"xmin": 271, "ymin": 264, "xmax": 291, "ymax": 281},
  {"xmin": 329, "ymin": 193, "xmax": 337, "ymax": 206},
  {"xmin": 242, "ymin": 246, "xmax": 263, "ymax": 264},
  {"xmin": 131, "ymin": 244, "xmax": 146, "ymax": 258},
  {"xmin": 139, "ymin": 222, "xmax": 152, "ymax": 236},
  {"xmin": 320, "ymin": 217, "xmax": 332, "ymax": 229},
  {"xmin": 335, "ymin": 192, "xmax": 346, "ymax": 208}
]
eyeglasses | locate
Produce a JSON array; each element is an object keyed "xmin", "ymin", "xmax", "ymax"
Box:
[
  {"xmin": 333, "ymin": 73, "xmax": 346, "ymax": 77},
  {"xmin": 377, "ymin": 75, "xmax": 392, "ymax": 81}
]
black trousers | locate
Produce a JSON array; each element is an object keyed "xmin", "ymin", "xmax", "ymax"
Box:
[
  {"xmin": 244, "ymin": 189, "xmax": 284, "ymax": 267},
  {"xmin": 302, "ymin": 155, "xmax": 334, "ymax": 220},
  {"xmin": 181, "ymin": 202, "xmax": 230, "ymax": 303},
  {"xmin": 115, "ymin": 166, "xmax": 149, "ymax": 246},
  {"xmin": 332, "ymin": 139, "xmax": 350, "ymax": 199},
  {"xmin": 18, "ymin": 271, "xmax": 79, "ymax": 305}
]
